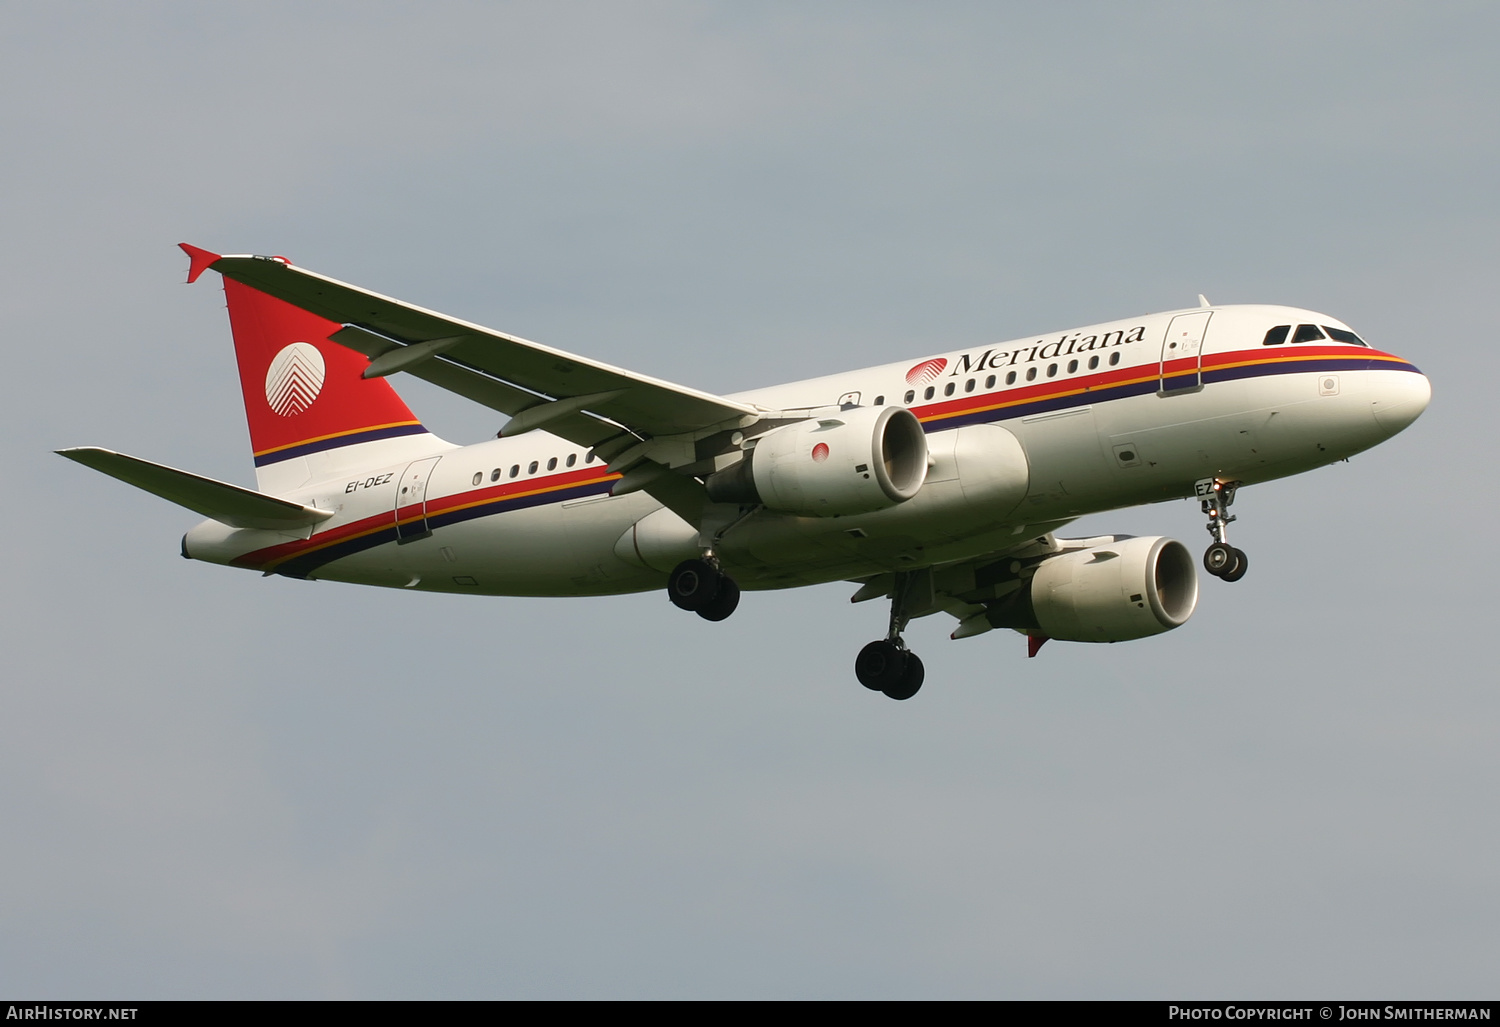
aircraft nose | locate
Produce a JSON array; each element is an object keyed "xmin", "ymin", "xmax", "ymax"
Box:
[{"xmin": 1370, "ymin": 368, "xmax": 1431, "ymax": 436}]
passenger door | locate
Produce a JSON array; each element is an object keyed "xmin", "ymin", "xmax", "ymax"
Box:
[{"xmin": 1159, "ymin": 311, "xmax": 1212, "ymax": 393}]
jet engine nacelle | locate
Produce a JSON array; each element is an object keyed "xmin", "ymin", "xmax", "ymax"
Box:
[
  {"xmin": 708, "ymin": 406, "xmax": 928, "ymax": 516},
  {"xmin": 1029, "ymin": 536, "xmax": 1199, "ymax": 642}
]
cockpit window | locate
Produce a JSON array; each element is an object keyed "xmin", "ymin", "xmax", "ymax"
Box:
[
  {"xmin": 1263, "ymin": 325, "xmax": 1290, "ymax": 346},
  {"xmin": 1292, "ymin": 324, "xmax": 1326, "ymax": 344},
  {"xmin": 1323, "ymin": 326, "xmax": 1369, "ymax": 347}
]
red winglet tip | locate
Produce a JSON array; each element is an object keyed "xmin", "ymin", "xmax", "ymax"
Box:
[
  {"xmin": 1027, "ymin": 634, "xmax": 1049, "ymax": 658},
  {"xmin": 179, "ymin": 243, "xmax": 221, "ymax": 284}
]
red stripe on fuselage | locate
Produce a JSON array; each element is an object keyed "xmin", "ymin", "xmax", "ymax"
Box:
[
  {"xmin": 909, "ymin": 346, "xmax": 1411, "ymax": 424},
  {"xmin": 232, "ymin": 465, "xmax": 621, "ymax": 572}
]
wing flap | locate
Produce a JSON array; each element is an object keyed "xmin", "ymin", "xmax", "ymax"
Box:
[{"xmin": 58, "ymin": 448, "xmax": 334, "ymax": 531}]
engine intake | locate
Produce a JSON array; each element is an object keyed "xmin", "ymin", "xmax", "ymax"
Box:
[
  {"xmin": 991, "ymin": 536, "xmax": 1198, "ymax": 642},
  {"xmin": 707, "ymin": 406, "xmax": 928, "ymax": 516}
]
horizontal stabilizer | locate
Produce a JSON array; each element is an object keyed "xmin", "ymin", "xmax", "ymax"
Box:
[{"xmin": 57, "ymin": 447, "xmax": 334, "ymax": 530}]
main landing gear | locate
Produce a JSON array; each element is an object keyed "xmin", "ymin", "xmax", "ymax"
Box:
[
  {"xmin": 1199, "ymin": 478, "xmax": 1248, "ymax": 582},
  {"xmin": 668, "ymin": 556, "xmax": 740, "ymax": 622},
  {"xmin": 856, "ymin": 640, "xmax": 924, "ymax": 701},
  {"xmin": 854, "ymin": 572, "xmax": 926, "ymax": 701}
]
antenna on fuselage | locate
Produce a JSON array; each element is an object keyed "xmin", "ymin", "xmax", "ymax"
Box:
[{"xmin": 1198, "ymin": 294, "xmax": 1212, "ymax": 308}]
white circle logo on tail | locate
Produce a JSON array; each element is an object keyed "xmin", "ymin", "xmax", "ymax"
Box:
[{"xmin": 264, "ymin": 342, "xmax": 326, "ymax": 417}]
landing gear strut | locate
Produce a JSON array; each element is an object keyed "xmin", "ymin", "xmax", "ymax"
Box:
[
  {"xmin": 854, "ymin": 571, "xmax": 926, "ymax": 700},
  {"xmin": 668, "ymin": 556, "xmax": 741, "ymax": 621},
  {"xmin": 1198, "ymin": 478, "xmax": 1248, "ymax": 582}
]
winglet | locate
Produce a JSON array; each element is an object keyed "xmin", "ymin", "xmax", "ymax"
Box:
[
  {"xmin": 179, "ymin": 243, "xmax": 222, "ymax": 284},
  {"xmin": 1027, "ymin": 634, "xmax": 1049, "ymax": 658}
]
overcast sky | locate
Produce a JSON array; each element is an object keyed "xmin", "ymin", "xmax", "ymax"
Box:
[{"xmin": 3, "ymin": 2, "xmax": 1496, "ymax": 999}]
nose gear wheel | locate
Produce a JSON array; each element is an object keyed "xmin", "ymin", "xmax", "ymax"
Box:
[
  {"xmin": 1219, "ymin": 548, "xmax": 1248, "ymax": 582},
  {"xmin": 1203, "ymin": 541, "xmax": 1247, "ymax": 580}
]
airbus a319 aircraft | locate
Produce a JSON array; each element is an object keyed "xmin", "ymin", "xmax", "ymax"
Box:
[{"xmin": 60, "ymin": 244, "xmax": 1431, "ymax": 700}]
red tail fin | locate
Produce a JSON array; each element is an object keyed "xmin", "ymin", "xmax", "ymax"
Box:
[{"xmin": 221, "ymin": 275, "xmax": 429, "ymax": 471}]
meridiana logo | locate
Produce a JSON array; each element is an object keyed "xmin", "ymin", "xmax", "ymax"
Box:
[
  {"xmin": 905, "ymin": 358, "xmax": 947, "ymax": 386},
  {"xmin": 264, "ymin": 342, "xmax": 326, "ymax": 417}
]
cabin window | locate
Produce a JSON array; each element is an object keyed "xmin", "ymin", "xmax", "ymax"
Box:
[
  {"xmin": 547, "ymin": 457, "xmax": 558, "ymax": 470},
  {"xmin": 924, "ymin": 386, "xmax": 935, "ymax": 400},
  {"xmin": 1109, "ymin": 352, "xmax": 1120, "ymax": 366},
  {"xmin": 904, "ymin": 390, "xmax": 915, "ymax": 404},
  {"xmin": 472, "ymin": 472, "xmax": 482, "ymax": 486},
  {"xmin": 964, "ymin": 378, "xmax": 975, "ymax": 393},
  {"xmin": 1263, "ymin": 325, "xmax": 1290, "ymax": 346},
  {"xmin": 491, "ymin": 468, "xmax": 502, "ymax": 482},
  {"xmin": 528, "ymin": 461, "xmax": 539, "ymax": 475},
  {"xmin": 1293, "ymin": 324, "xmax": 1325, "ymax": 344},
  {"xmin": 985, "ymin": 375, "xmax": 996, "ymax": 389},
  {"xmin": 1324, "ymin": 326, "xmax": 1369, "ymax": 347},
  {"xmin": 567, "ymin": 453, "xmax": 577, "ymax": 467},
  {"xmin": 1026, "ymin": 367, "xmax": 1037, "ymax": 381},
  {"xmin": 1067, "ymin": 359, "xmax": 1078, "ymax": 374},
  {"xmin": 1047, "ymin": 363, "xmax": 1058, "ymax": 378},
  {"xmin": 1006, "ymin": 371, "xmax": 1017, "ymax": 385},
  {"xmin": 1088, "ymin": 355, "xmax": 1099, "ymax": 370},
  {"xmin": 874, "ymin": 395, "xmax": 884, "ymax": 405},
  {"xmin": 943, "ymin": 382, "xmax": 955, "ymax": 396},
  {"xmin": 509, "ymin": 464, "xmax": 520, "ymax": 478}
]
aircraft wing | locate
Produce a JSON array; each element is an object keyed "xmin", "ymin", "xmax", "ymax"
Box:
[{"xmin": 183, "ymin": 246, "xmax": 758, "ymax": 455}]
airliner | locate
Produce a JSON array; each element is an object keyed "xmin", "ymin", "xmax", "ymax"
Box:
[{"xmin": 59, "ymin": 244, "xmax": 1431, "ymax": 700}]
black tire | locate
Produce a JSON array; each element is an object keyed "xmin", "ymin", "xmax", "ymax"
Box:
[
  {"xmin": 696, "ymin": 575, "xmax": 740, "ymax": 621},
  {"xmin": 668, "ymin": 559, "xmax": 720, "ymax": 611},
  {"xmin": 1220, "ymin": 547, "xmax": 1249, "ymax": 582},
  {"xmin": 855, "ymin": 640, "xmax": 907, "ymax": 691},
  {"xmin": 883, "ymin": 651, "xmax": 925, "ymax": 701},
  {"xmin": 1203, "ymin": 542, "xmax": 1235, "ymax": 578}
]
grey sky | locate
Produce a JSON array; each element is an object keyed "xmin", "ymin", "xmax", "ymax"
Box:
[{"xmin": 2, "ymin": 2, "xmax": 1495, "ymax": 998}]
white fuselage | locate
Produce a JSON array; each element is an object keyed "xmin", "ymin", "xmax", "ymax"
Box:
[{"xmin": 183, "ymin": 303, "xmax": 1430, "ymax": 596}]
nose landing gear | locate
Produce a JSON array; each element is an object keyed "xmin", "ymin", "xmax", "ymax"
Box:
[
  {"xmin": 853, "ymin": 571, "xmax": 927, "ymax": 700},
  {"xmin": 1197, "ymin": 478, "xmax": 1248, "ymax": 582}
]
